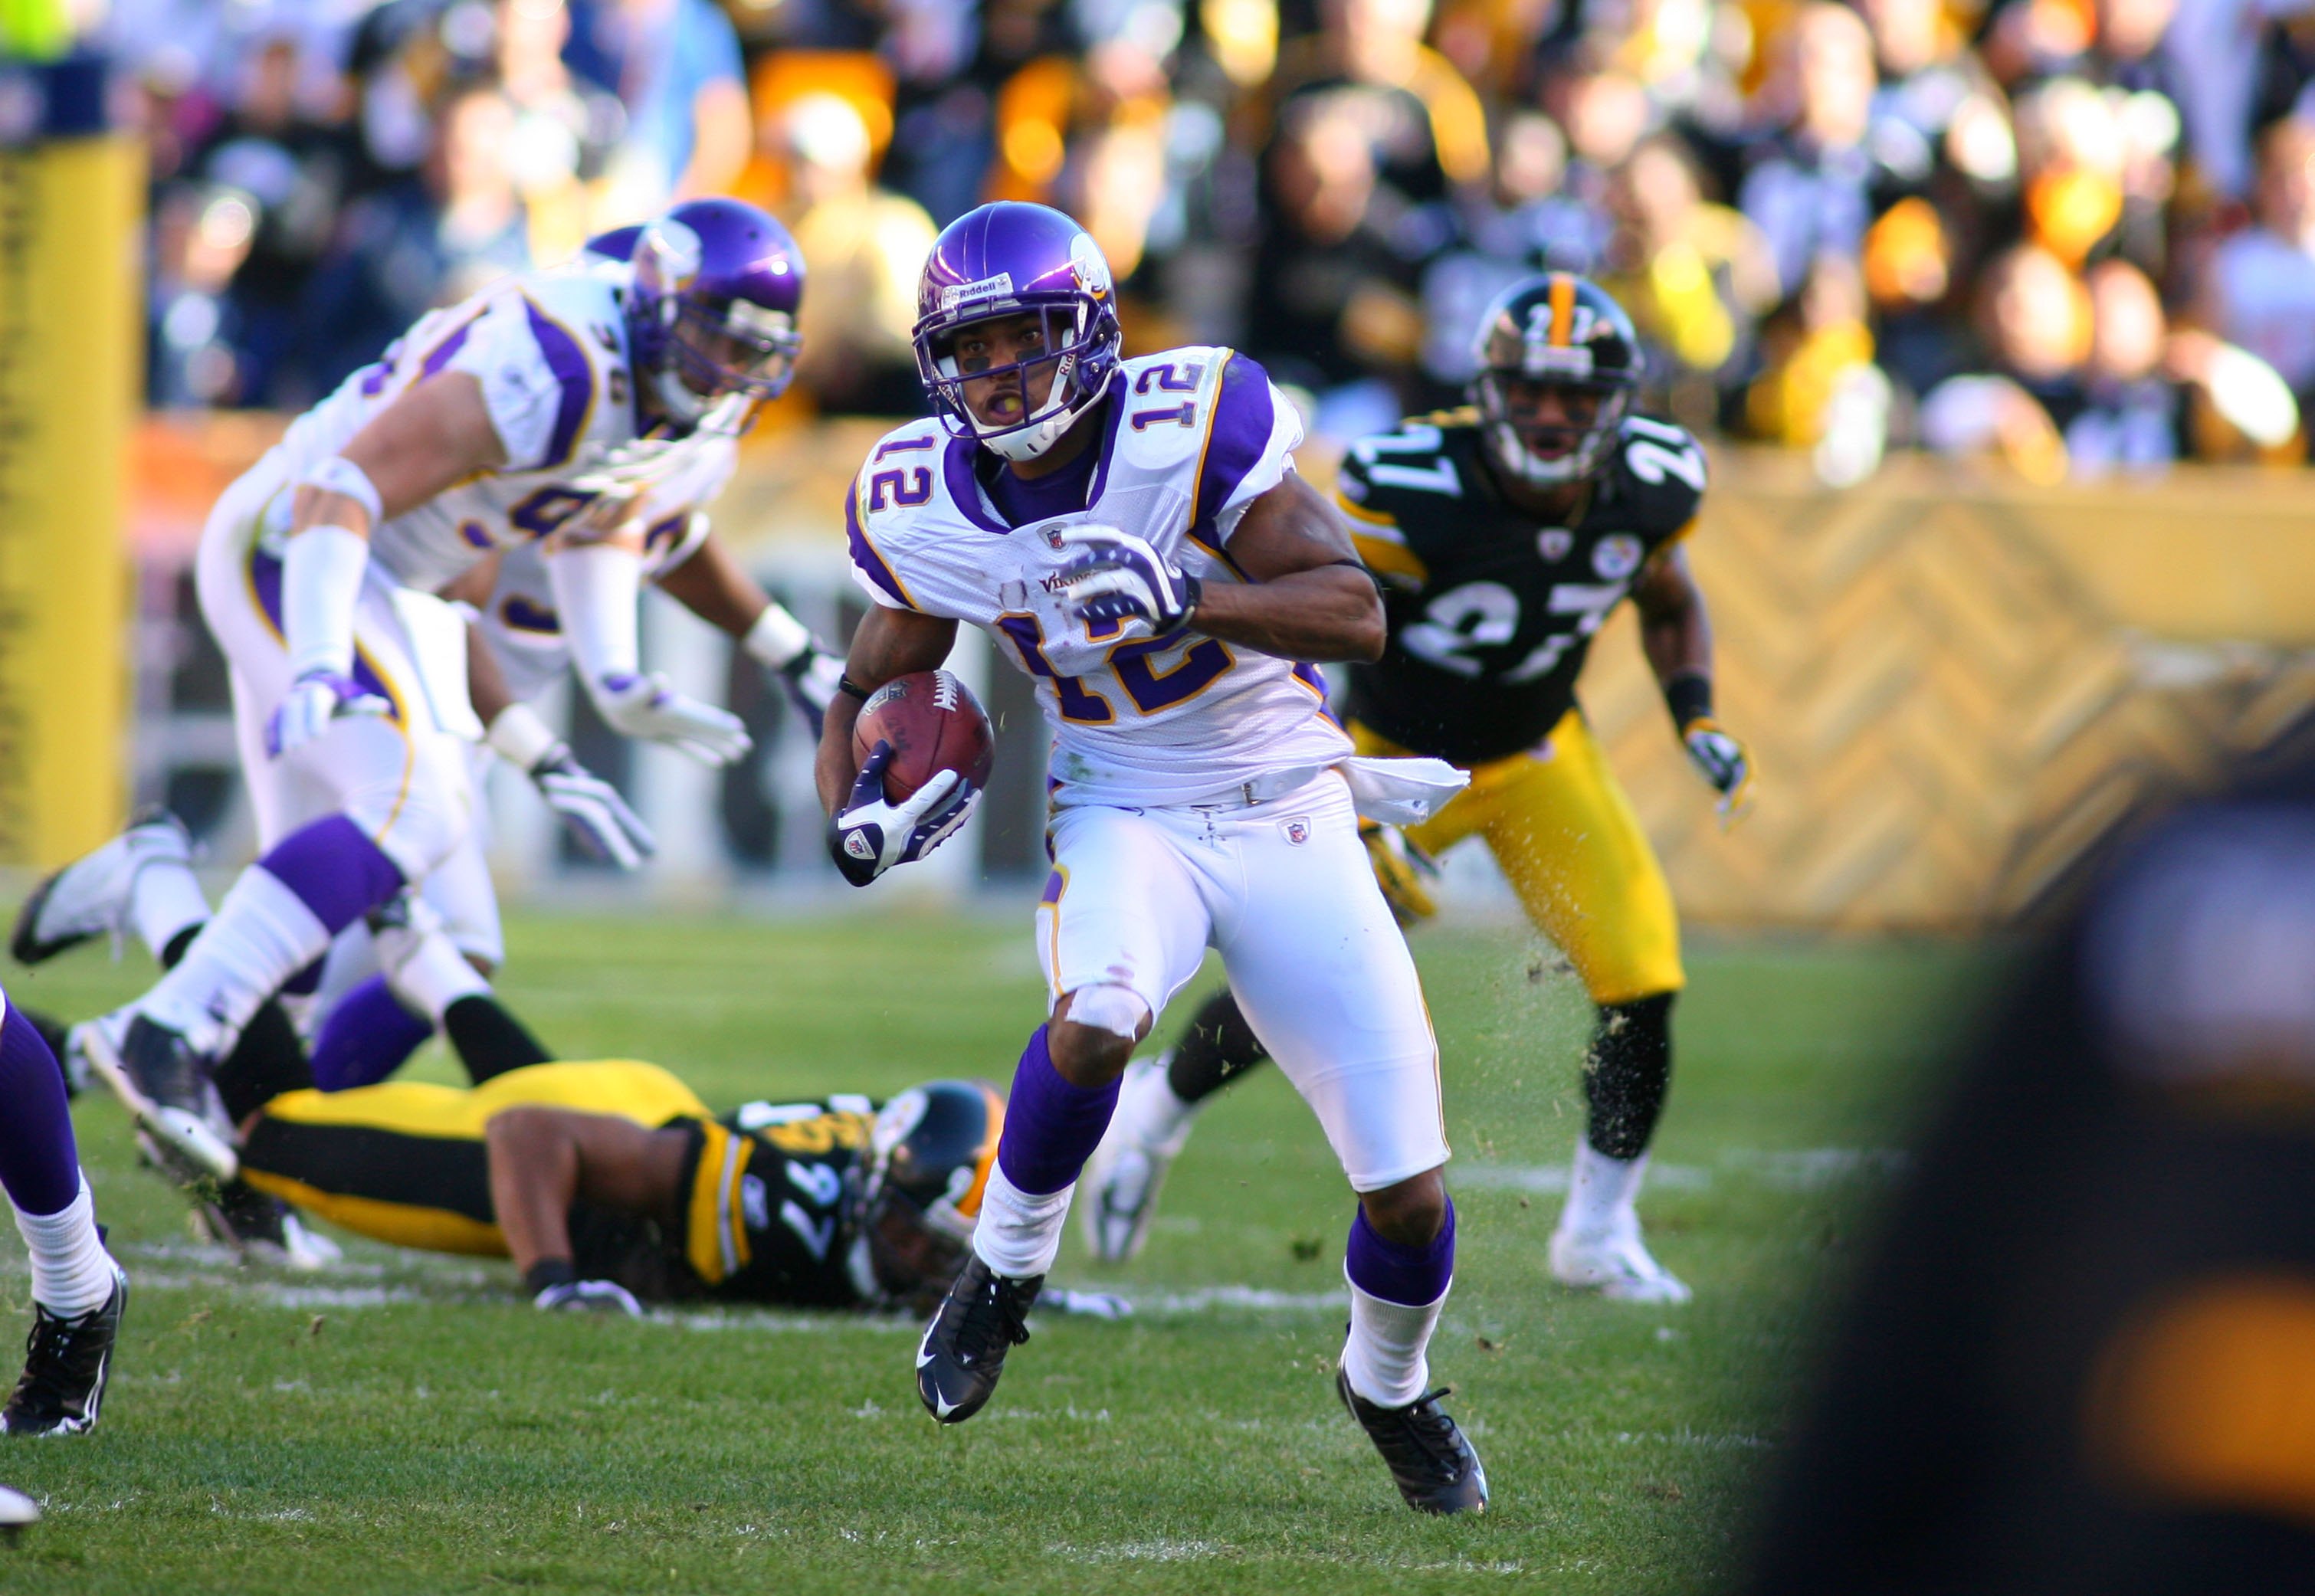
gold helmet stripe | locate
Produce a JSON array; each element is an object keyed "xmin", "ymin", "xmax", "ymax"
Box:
[{"xmin": 1548, "ymin": 273, "xmax": 1576, "ymax": 347}]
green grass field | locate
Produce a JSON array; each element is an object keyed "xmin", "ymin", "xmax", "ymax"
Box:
[{"xmin": 0, "ymin": 911, "xmax": 1985, "ymax": 1594}]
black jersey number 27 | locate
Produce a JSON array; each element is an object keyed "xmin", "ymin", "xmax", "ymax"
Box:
[{"xmin": 1400, "ymin": 579, "xmax": 1627, "ymax": 681}]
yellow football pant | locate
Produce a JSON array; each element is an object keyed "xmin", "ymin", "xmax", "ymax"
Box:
[
  {"xmin": 1352, "ymin": 712, "xmax": 1684, "ymax": 1004},
  {"xmin": 238, "ymin": 1060, "xmax": 708, "ymax": 1257}
]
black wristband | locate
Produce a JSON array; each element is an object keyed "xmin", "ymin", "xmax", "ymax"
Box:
[
  {"xmin": 1163, "ymin": 572, "xmax": 1204, "ymax": 634},
  {"xmin": 524, "ymin": 1258, "xmax": 579, "ymax": 1293},
  {"xmin": 1664, "ymin": 672, "xmax": 1713, "ymax": 729},
  {"xmin": 836, "ymin": 673, "xmax": 875, "ymax": 702}
]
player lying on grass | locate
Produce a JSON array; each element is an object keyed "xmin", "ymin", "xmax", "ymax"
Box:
[
  {"xmin": 1082, "ymin": 274, "xmax": 1753, "ymax": 1305},
  {"xmin": 821, "ymin": 202, "xmax": 1486, "ymax": 1514},
  {"xmin": 37, "ymin": 968, "xmax": 1009, "ymax": 1316}
]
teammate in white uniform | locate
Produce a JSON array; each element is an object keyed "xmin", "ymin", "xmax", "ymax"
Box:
[
  {"xmin": 815, "ymin": 202, "xmax": 1487, "ymax": 1514},
  {"xmin": 70, "ymin": 200, "xmax": 816, "ymax": 1169}
]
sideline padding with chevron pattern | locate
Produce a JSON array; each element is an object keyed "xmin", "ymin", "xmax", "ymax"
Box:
[{"xmin": 1571, "ymin": 455, "xmax": 2315, "ymax": 929}]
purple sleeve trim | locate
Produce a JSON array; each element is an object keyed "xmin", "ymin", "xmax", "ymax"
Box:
[
  {"xmin": 418, "ymin": 318, "xmax": 476, "ymax": 382},
  {"xmin": 1191, "ymin": 353, "xmax": 1280, "ymax": 542},
  {"xmin": 845, "ymin": 483, "xmax": 916, "ymax": 610},
  {"xmin": 521, "ymin": 298, "xmax": 595, "ymax": 470}
]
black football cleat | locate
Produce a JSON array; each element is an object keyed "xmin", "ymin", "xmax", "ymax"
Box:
[
  {"xmin": 73, "ymin": 1012, "xmax": 236, "ymax": 1181},
  {"xmin": 1336, "ymin": 1366, "xmax": 1489, "ymax": 1515},
  {"xmin": 915, "ymin": 1255, "xmax": 1040, "ymax": 1424},
  {"xmin": 1, "ymin": 1261, "xmax": 126, "ymax": 1437},
  {"xmin": 195, "ymin": 1179, "xmax": 339, "ymax": 1272}
]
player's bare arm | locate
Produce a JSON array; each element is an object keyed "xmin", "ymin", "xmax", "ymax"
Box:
[
  {"xmin": 654, "ymin": 529, "xmax": 772, "ymax": 634},
  {"xmin": 1632, "ymin": 543, "xmax": 1713, "ymax": 686},
  {"xmin": 465, "ymin": 614, "xmax": 515, "ymax": 729},
  {"xmin": 814, "ymin": 604, "xmax": 957, "ymax": 813},
  {"xmin": 483, "ymin": 1107, "xmax": 689, "ymax": 1277},
  {"xmin": 286, "ymin": 371, "xmax": 509, "ymax": 540},
  {"xmin": 1636, "ymin": 541, "xmax": 1750, "ymax": 817},
  {"xmin": 1189, "ymin": 473, "xmax": 1386, "ymax": 663}
]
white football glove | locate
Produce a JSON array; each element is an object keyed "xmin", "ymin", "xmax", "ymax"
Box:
[
  {"xmin": 530, "ymin": 746, "xmax": 656, "ymax": 870},
  {"xmin": 593, "ymin": 671, "xmax": 753, "ymax": 766},
  {"xmin": 776, "ymin": 645, "xmax": 845, "ymax": 741},
  {"xmin": 266, "ymin": 669, "xmax": 390, "ymax": 758},
  {"xmin": 1051, "ymin": 525, "xmax": 1202, "ymax": 641},
  {"xmin": 826, "ymin": 742, "xmax": 979, "ymax": 887},
  {"xmin": 1681, "ymin": 716, "xmax": 1754, "ymax": 826},
  {"xmin": 533, "ymin": 1279, "xmax": 644, "ymax": 1317}
]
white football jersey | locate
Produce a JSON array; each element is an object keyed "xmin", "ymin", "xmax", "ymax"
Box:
[
  {"xmin": 846, "ymin": 349, "xmax": 1353, "ymax": 807},
  {"xmin": 471, "ymin": 444, "xmax": 733, "ymax": 706},
  {"xmin": 258, "ymin": 260, "xmax": 733, "ymax": 596}
]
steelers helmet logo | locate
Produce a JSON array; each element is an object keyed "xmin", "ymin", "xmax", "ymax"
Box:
[{"xmin": 1592, "ymin": 533, "xmax": 1644, "ymax": 579}]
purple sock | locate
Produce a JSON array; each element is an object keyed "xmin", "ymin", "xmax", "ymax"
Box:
[
  {"xmin": 1346, "ymin": 1196, "xmax": 1457, "ymax": 1306},
  {"xmin": 0, "ymin": 1001, "xmax": 81, "ymax": 1215},
  {"xmin": 310, "ymin": 976, "xmax": 434, "ymax": 1092},
  {"xmin": 257, "ymin": 814, "xmax": 405, "ymax": 936},
  {"xmin": 994, "ymin": 1025, "xmax": 1120, "ymax": 1196}
]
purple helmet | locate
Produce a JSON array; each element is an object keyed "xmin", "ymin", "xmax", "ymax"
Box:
[
  {"xmin": 628, "ymin": 198, "xmax": 805, "ymax": 434},
  {"xmin": 912, "ymin": 202, "xmax": 1121, "ymax": 463},
  {"xmin": 580, "ymin": 224, "xmax": 644, "ymax": 264}
]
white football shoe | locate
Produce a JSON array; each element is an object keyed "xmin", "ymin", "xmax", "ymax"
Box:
[
  {"xmin": 1549, "ymin": 1212, "xmax": 1693, "ymax": 1304},
  {"xmin": 1077, "ymin": 1056, "xmax": 1195, "ymax": 1264},
  {"xmin": 10, "ymin": 808, "xmax": 193, "ymax": 965}
]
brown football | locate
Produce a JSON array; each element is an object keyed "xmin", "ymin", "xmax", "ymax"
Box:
[{"xmin": 851, "ymin": 670, "xmax": 996, "ymax": 802}]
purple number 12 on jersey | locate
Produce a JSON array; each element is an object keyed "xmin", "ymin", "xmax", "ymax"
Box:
[{"xmin": 996, "ymin": 614, "xmax": 1235, "ymax": 719}]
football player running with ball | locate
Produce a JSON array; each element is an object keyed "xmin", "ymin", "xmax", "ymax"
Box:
[
  {"xmin": 818, "ymin": 202, "xmax": 1487, "ymax": 1513},
  {"xmin": 1085, "ymin": 274, "xmax": 1752, "ymax": 1304}
]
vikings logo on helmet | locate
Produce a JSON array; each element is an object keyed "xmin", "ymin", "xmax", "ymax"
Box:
[{"xmin": 912, "ymin": 202, "xmax": 1125, "ymax": 464}]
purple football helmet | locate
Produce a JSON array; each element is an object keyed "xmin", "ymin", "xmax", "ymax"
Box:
[
  {"xmin": 912, "ymin": 202, "xmax": 1121, "ymax": 463},
  {"xmin": 628, "ymin": 198, "xmax": 805, "ymax": 434}
]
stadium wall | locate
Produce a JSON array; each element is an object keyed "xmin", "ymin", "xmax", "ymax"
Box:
[{"xmin": 125, "ymin": 417, "xmax": 2315, "ymax": 929}]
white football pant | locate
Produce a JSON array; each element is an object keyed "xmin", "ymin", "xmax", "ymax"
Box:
[
  {"xmin": 1037, "ymin": 772, "xmax": 1448, "ymax": 1193},
  {"xmin": 195, "ymin": 457, "xmax": 476, "ymax": 886}
]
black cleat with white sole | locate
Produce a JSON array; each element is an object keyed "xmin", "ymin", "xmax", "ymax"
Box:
[
  {"xmin": 1, "ymin": 1263, "xmax": 126, "ymax": 1437},
  {"xmin": 915, "ymin": 1255, "xmax": 1040, "ymax": 1424},
  {"xmin": 1336, "ymin": 1365, "xmax": 1489, "ymax": 1515},
  {"xmin": 74, "ymin": 1014, "xmax": 237, "ymax": 1181}
]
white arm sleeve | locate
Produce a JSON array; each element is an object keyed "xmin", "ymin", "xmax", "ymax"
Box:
[
  {"xmin": 281, "ymin": 524, "xmax": 372, "ymax": 678},
  {"xmin": 546, "ymin": 540, "xmax": 644, "ymax": 699}
]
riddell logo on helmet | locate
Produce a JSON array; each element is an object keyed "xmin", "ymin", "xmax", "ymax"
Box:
[{"xmin": 940, "ymin": 274, "xmax": 1015, "ymax": 309}]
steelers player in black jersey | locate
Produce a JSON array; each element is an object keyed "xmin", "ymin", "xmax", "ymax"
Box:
[
  {"xmin": 1082, "ymin": 273, "xmax": 1753, "ymax": 1303},
  {"xmin": 108, "ymin": 984, "xmax": 1006, "ymax": 1318}
]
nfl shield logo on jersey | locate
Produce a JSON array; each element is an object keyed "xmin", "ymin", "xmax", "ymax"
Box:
[
  {"xmin": 1592, "ymin": 533, "xmax": 1644, "ymax": 579},
  {"xmin": 1281, "ymin": 816, "xmax": 1312, "ymax": 846},
  {"xmin": 1537, "ymin": 529, "xmax": 1573, "ymax": 562}
]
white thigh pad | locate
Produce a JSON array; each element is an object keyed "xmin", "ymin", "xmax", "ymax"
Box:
[{"xmin": 1064, "ymin": 982, "xmax": 1148, "ymax": 1041}]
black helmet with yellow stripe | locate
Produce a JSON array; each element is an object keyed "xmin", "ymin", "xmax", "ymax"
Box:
[
  {"xmin": 848, "ymin": 1079, "xmax": 1005, "ymax": 1309},
  {"xmin": 1471, "ymin": 272, "xmax": 1642, "ymax": 489}
]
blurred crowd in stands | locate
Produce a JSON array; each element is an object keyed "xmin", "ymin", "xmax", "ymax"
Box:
[{"xmin": 90, "ymin": 0, "xmax": 2315, "ymax": 480}]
